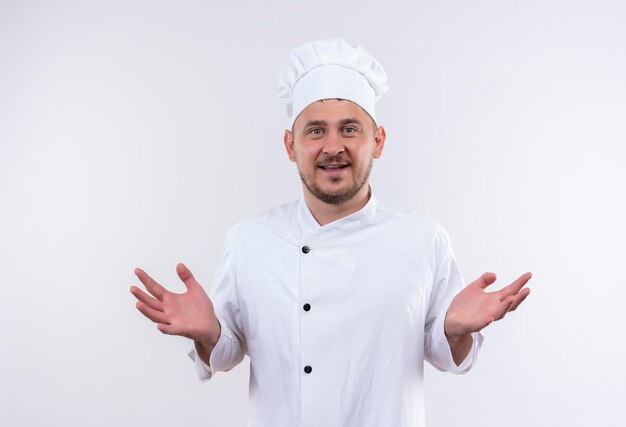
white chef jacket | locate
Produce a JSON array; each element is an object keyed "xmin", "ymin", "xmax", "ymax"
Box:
[{"xmin": 188, "ymin": 193, "xmax": 483, "ymax": 427}]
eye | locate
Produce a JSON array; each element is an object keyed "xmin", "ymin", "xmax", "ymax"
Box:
[
  {"xmin": 343, "ymin": 127, "xmax": 357, "ymax": 134},
  {"xmin": 308, "ymin": 128, "xmax": 323, "ymax": 136}
]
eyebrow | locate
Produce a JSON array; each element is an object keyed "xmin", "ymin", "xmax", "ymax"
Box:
[
  {"xmin": 303, "ymin": 120, "xmax": 328, "ymax": 128},
  {"xmin": 338, "ymin": 118, "xmax": 363, "ymax": 127},
  {"xmin": 302, "ymin": 118, "xmax": 363, "ymax": 129}
]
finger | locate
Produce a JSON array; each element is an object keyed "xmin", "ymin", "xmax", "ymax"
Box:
[
  {"xmin": 508, "ymin": 287, "xmax": 531, "ymax": 312},
  {"xmin": 176, "ymin": 263, "xmax": 200, "ymax": 291},
  {"xmin": 134, "ymin": 268, "xmax": 168, "ymax": 300},
  {"xmin": 135, "ymin": 301, "xmax": 170, "ymax": 324},
  {"xmin": 130, "ymin": 286, "xmax": 164, "ymax": 312},
  {"xmin": 471, "ymin": 272, "xmax": 497, "ymax": 290},
  {"xmin": 492, "ymin": 295, "xmax": 515, "ymax": 321},
  {"xmin": 499, "ymin": 272, "xmax": 532, "ymax": 301}
]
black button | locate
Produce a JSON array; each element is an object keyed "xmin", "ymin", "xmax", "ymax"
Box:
[
  {"xmin": 304, "ymin": 365, "xmax": 312, "ymax": 373},
  {"xmin": 303, "ymin": 303, "xmax": 311, "ymax": 311},
  {"xmin": 302, "ymin": 246, "xmax": 310, "ymax": 254}
]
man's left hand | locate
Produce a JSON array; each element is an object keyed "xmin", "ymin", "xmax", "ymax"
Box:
[{"xmin": 445, "ymin": 271, "xmax": 532, "ymax": 338}]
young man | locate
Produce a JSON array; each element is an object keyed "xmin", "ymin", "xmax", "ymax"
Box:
[{"xmin": 130, "ymin": 37, "xmax": 532, "ymax": 426}]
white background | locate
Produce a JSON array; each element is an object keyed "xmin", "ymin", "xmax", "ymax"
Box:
[{"xmin": 1, "ymin": 0, "xmax": 625, "ymax": 426}]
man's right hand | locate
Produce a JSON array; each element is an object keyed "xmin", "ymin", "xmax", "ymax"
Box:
[{"xmin": 130, "ymin": 263, "xmax": 221, "ymax": 352}]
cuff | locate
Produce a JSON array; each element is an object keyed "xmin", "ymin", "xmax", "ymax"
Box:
[
  {"xmin": 430, "ymin": 311, "xmax": 484, "ymax": 374},
  {"xmin": 186, "ymin": 316, "xmax": 237, "ymax": 382}
]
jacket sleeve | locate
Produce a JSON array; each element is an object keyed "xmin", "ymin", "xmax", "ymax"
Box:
[
  {"xmin": 423, "ymin": 226, "xmax": 483, "ymax": 374},
  {"xmin": 187, "ymin": 233, "xmax": 248, "ymax": 382}
]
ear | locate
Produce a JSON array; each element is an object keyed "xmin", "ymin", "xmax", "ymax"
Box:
[
  {"xmin": 373, "ymin": 126, "xmax": 386, "ymax": 159},
  {"xmin": 284, "ymin": 129, "xmax": 296, "ymax": 162}
]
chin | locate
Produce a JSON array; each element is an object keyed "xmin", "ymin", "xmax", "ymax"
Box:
[{"xmin": 319, "ymin": 185, "xmax": 352, "ymax": 197}]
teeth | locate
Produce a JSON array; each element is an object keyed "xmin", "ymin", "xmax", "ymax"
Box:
[{"xmin": 322, "ymin": 165, "xmax": 346, "ymax": 169}]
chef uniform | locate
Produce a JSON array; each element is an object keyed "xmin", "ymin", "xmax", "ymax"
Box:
[{"xmin": 188, "ymin": 37, "xmax": 483, "ymax": 427}]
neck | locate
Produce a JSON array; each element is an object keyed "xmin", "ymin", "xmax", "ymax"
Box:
[{"xmin": 303, "ymin": 185, "xmax": 371, "ymax": 226}]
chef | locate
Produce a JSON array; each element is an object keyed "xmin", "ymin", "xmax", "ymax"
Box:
[{"xmin": 130, "ymin": 37, "xmax": 532, "ymax": 426}]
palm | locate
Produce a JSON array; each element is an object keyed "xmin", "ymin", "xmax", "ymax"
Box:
[
  {"xmin": 445, "ymin": 272, "xmax": 532, "ymax": 337},
  {"xmin": 130, "ymin": 263, "xmax": 220, "ymax": 344}
]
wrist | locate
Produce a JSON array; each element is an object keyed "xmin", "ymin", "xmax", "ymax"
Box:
[
  {"xmin": 195, "ymin": 317, "xmax": 221, "ymax": 349},
  {"xmin": 445, "ymin": 331, "xmax": 472, "ymax": 345},
  {"xmin": 195, "ymin": 328, "xmax": 220, "ymax": 363},
  {"xmin": 201, "ymin": 327, "xmax": 221, "ymax": 348}
]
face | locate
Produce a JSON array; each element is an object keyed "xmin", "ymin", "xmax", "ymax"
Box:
[{"xmin": 284, "ymin": 99, "xmax": 386, "ymax": 205}]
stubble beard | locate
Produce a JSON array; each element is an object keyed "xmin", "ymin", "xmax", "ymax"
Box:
[{"xmin": 298, "ymin": 155, "xmax": 374, "ymax": 205}]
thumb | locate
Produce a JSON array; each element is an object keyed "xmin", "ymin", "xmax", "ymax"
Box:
[
  {"xmin": 176, "ymin": 263, "xmax": 201, "ymax": 290},
  {"xmin": 158, "ymin": 322, "xmax": 185, "ymax": 337},
  {"xmin": 471, "ymin": 272, "xmax": 497, "ymax": 290}
]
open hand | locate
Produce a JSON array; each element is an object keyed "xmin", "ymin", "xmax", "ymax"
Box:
[
  {"xmin": 444, "ymin": 272, "xmax": 532, "ymax": 338},
  {"xmin": 130, "ymin": 263, "xmax": 221, "ymax": 346}
]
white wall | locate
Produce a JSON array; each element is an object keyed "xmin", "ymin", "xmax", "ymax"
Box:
[{"xmin": 1, "ymin": 0, "xmax": 624, "ymax": 425}]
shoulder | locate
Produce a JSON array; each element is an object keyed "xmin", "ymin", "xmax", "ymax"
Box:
[
  {"xmin": 223, "ymin": 199, "xmax": 299, "ymax": 244},
  {"xmin": 373, "ymin": 198, "xmax": 458, "ymax": 270},
  {"xmin": 374, "ymin": 198, "xmax": 451, "ymax": 244}
]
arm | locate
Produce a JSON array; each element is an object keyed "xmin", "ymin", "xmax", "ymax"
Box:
[
  {"xmin": 188, "ymin": 236, "xmax": 248, "ymax": 379},
  {"xmin": 423, "ymin": 228, "xmax": 482, "ymax": 373}
]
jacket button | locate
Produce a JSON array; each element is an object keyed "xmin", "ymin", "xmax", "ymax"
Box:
[
  {"xmin": 301, "ymin": 246, "xmax": 310, "ymax": 254},
  {"xmin": 304, "ymin": 365, "xmax": 312, "ymax": 374},
  {"xmin": 303, "ymin": 303, "xmax": 311, "ymax": 311}
]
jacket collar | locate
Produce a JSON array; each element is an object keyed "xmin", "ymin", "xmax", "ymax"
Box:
[{"xmin": 297, "ymin": 187, "xmax": 378, "ymax": 236}]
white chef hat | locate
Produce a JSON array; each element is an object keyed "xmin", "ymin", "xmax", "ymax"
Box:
[{"xmin": 277, "ymin": 37, "xmax": 389, "ymax": 127}]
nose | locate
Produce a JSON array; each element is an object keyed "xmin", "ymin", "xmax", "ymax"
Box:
[{"xmin": 322, "ymin": 132, "xmax": 345, "ymax": 156}]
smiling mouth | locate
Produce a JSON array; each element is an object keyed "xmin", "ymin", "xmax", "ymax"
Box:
[{"xmin": 318, "ymin": 164, "xmax": 350, "ymax": 170}]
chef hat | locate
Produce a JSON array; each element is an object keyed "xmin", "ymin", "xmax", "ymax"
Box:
[{"xmin": 277, "ymin": 37, "xmax": 389, "ymax": 127}]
